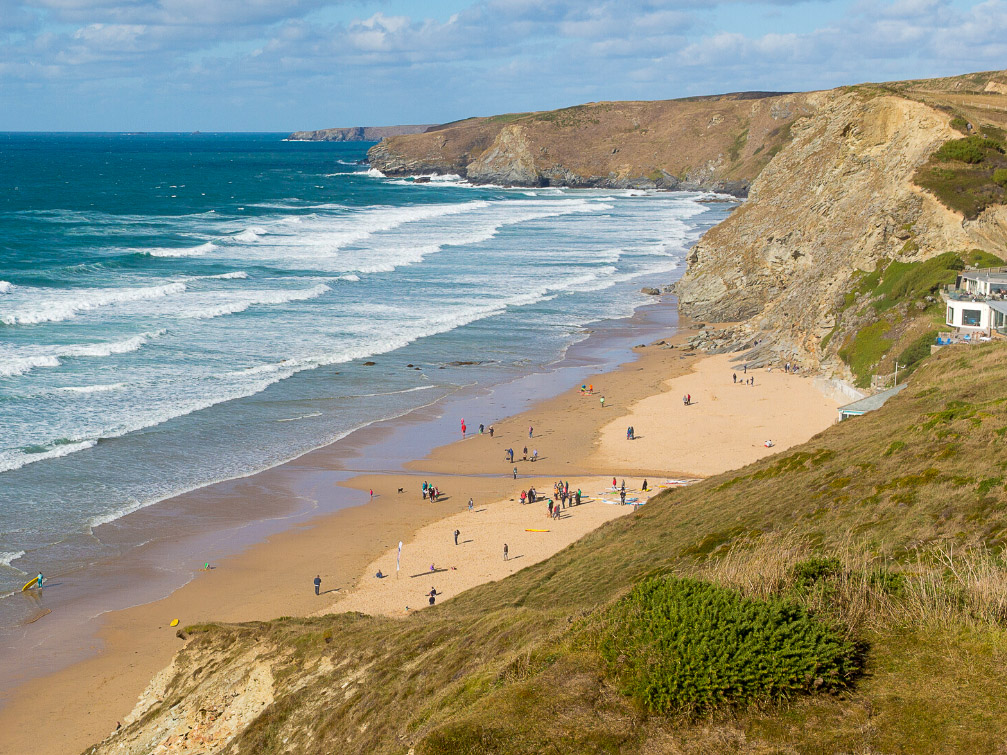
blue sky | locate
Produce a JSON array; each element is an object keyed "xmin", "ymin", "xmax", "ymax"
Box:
[{"xmin": 1, "ymin": 0, "xmax": 1005, "ymax": 131}]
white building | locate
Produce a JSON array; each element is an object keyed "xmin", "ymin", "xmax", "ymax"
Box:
[
  {"xmin": 958, "ymin": 271, "xmax": 1007, "ymax": 297},
  {"xmin": 944, "ymin": 298, "xmax": 1007, "ymax": 333},
  {"xmin": 945, "ymin": 298, "xmax": 992, "ymax": 330}
]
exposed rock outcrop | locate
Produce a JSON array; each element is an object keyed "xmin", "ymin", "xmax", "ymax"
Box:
[
  {"xmin": 288, "ymin": 125, "xmax": 436, "ymax": 142},
  {"xmin": 677, "ymin": 93, "xmax": 968, "ymax": 365}
]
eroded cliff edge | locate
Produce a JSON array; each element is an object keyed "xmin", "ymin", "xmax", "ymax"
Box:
[
  {"xmin": 368, "ymin": 92, "xmax": 813, "ymax": 195},
  {"xmin": 674, "ymin": 74, "xmax": 1007, "ymax": 377}
]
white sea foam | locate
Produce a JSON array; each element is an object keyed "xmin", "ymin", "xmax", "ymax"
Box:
[
  {"xmin": 337, "ymin": 274, "xmax": 361, "ymax": 282},
  {"xmin": 0, "ymin": 439, "xmax": 98, "ymax": 474},
  {"xmin": 0, "ymin": 282, "xmax": 186, "ymax": 325},
  {"xmin": 366, "ymin": 168, "xmax": 386, "ymax": 178},
  {"xmin": 234, "ymin": 226, "xmax": 267, "ymax": 242},
  {"xmin": 59, "ymin": 330, "xmax": 166, "ymax": 358},
  {"xmin": 0, "ymin": 330, "xmax": 165, "ymax": 377},
  {"xmin": 59, "ymin": 383, "xmax": 126, "ymax": 394},
  {"xmin": 177, "ymin": 284, "xmax": 330, "ymax": 319},
  {"xmin": 0, "ymin": 355, "xmax": 62, "ymax": 378},
  {"xmin": 196, "ymin": 271, "xmax": 248, "ymax": 280},
  {"xmin": 0, "ymin": 550, "xmax": 25, "ymax": 569},
  {"xmin": 275, "ymin": 412, "xmax": 324, "ymax": 423},
  {"xmin": 0, "ymin": 282, "xmax": 13, "ymax": 294},
  {"xmin": 144, "ymin": 241, "xmax": 218, "ymax": 257}
]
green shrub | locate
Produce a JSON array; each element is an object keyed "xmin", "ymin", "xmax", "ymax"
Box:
[
  {"xmin": 962, "ymin": 249, "xmax": 1006, "ymax": 268},
  {"xmin": 899, "ymin": 330, "xmax": 939, "ymax": 370},
  {"xmin": 950, "ymin": 116, "xmax": 970, "ymax": 135},
  {"xmin": 868, "ymin": 568, "xmax": 906, "ymax": 596},
  {"xmin": 599, "ymin": 577, "xmax": 859, "ymax": 715},
  {"xmin": 994, "ymin": 169, "xmax": 1007, "ymax": 189},
  {"xmin": 791, "ymin": 556, "xmax": 842, "ymax": 589},
  {"xmin": 934, "ymin": 136, "xmax": 1004, "ymax": 165}
]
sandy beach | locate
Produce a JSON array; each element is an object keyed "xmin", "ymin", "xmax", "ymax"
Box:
[{"xmin": 0, "ymin": 317, "xmax": 842, "ymax": 755}]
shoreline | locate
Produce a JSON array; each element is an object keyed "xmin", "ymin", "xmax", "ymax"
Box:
[
  {"xmin": 0, "ymin": 294, "xmax": 841, "ymax": 754},
  {"xmin": 0, "ymin": 279, "xmax": 679, "ymax": 677},
  {"xmin": 0, "ymin": 293, "xmax": 690, "ymax": 754}
]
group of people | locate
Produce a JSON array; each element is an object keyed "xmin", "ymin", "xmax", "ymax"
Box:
[
  {"xmin": 732, "ymin": 373, "xmax": 756, "ymax": 386},
  {"xmin": 682, "ymin": 394, "xmax": 692, "ymax": 406},
  {"xmin": 553, "ymin": 480, "xmax": 581, "ymax": 508},
  {"xmin": 626, "ymin": 425, "xmax": 636, "ymax": 440},
  {"xmin": 505, "ymin": 446, "xmax": 537, "ymax": 463},
  {"xmin": 460, "ymin": 419, "xmax": 495, "ymax": 438},
  {"xmin": 421, "ymin": 481, "xmax": 442, "ymax": 501},
  {"xmin": 520, "ymin": 487, "xmax": 540, "ymax": 504}
]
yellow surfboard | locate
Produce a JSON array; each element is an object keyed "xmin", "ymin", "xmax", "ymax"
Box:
[
  {"xmin": 525, "ymin": 529, "xmax": 550, "ymax": 532},
  {"xmin": 21, "ymin": 577, "xmax": 41, "ymax": 592},
  {"xmin": 170, "ymin": 619, "xmax": 179, "ymax": 627}
]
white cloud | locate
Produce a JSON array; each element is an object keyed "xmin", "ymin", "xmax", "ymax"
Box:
[{"xmin": 0, "ymin": 0, "xmax": 1005, "ymax": 130}]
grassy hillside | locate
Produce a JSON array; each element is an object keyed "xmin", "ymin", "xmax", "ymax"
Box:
[
  {"xmin": 93, "ymin": 343, "xmax": 1007, "ymax": 754},
  {"xmin": 824, "ymin": 250, "xmax": 1004, "ymax": 388}
]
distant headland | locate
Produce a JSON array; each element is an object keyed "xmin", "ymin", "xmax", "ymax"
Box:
[{"xmin": 286, "ymin": 124, "xmax": 437, "ymax": 142}]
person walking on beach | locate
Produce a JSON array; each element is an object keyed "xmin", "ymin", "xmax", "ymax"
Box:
[
  {"xmin": 529, "ymin": 426, "xmax": 534, "ymax": 439},
  {"xmin": 454, "ymin": 529, "xmax": 460, "ymax": 545},
  {"xmin": 314, "ymin": 575, "xmax": 321, "ymax": 595},
  {"xmin": 461, "ymin": 422, "xmax": 466, "ymax": 438},
  {"xmin": 548, "ymin": 500, "xmax": 554, "ymax": 517},
  {"xmin": 504, "ymin": 543, "xmax": 509, "ymax": 561},
  {"xmin": 521, "ymin": 490, "xmax": 527, "ymax": 504},
  {"xmin": 620, "ymin": 489, "xmax": 627, "ymax": 505},
  {"xmin": 600, "ymin": 395, "xmax": 605, "ymax": 408},
  {"xmin": 642, "ymin": 479, "xmax": 648, "ymax": 492},
  {"xmin": 429, "ymin": 588, "xmax": 436, "ymax": 606},
  {"xmin": 36, "ymin": 572, "xmax": 43, "ymax": 590},
  {"xmin": 489, "ymin": 425, "xmax": 494, "ymax": 437},
  {"xmin": 369, "ymin": 488, "xmax": 374, "ymax": 499},
  {"xmin": 506, "ymin": 447, "xmax": 514, "ymax": 463},
  {"xmin": 532, "ymin": 449, "xmax": 538, "ymax": 463},
  {"xmin": 575, "ymin": 489, "xmax": 581, "ymax": 505},
  {"xmin": 479, "ymin": 424, "xmax": 484, "ymax": 434},
  {"xmin": 612, "ymin": 477, "xmax": 617, "ymax": 488},
  {"xmin": 523, "ymin": 446, "xmax": 528, "ymax": 461},
  {"xmin": 744, "ymin": 364, "xmax": 747, "ymax": 374},
  {"xmin": 468, "ymin": 497, "xmax": 474, "ymax": 513},
  {"xmin": 513, "ymin": 466, "xmax": 518, "ymax": 479},
  {"xmin": 733, "ymin": 373, "xmax": 737, "ymax": 384}
]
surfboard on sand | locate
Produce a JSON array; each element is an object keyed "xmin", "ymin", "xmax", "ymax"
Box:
[
  {"xmin": 21, "ymin": 577, "xmax": 43, "ymax": 592},
  {"xmin": 525, "ymin": 529, "xmax": 550, "ymax": 532}
]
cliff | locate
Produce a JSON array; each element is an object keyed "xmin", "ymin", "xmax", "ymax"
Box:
[
  {"xmin": 675, "ymin": 70, "xmax": 1007, "ymax": 378},
  {"xmin": 287, "ymin": 124, "xmax": 436, "ymax": 142},
  {"xmin": 368, "ymin": 92, "xmax": 813, "ymax": 195}
]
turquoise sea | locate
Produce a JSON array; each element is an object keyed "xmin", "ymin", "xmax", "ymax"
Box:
[{"xmin": 0, "ymin": 132, "xmax": 733, "ymax": 598}]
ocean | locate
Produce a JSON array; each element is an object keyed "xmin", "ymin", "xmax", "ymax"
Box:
[{"xmin": 0, "ymin": 132, "xmax": 734, "ymax": 599}]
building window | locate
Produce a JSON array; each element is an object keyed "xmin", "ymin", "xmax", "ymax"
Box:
[
  {"xmin": 963, "ymin": 309, "xmax": 982, "ymax": 326},
  {"xmin": 948, "ymin": 306, "xmax": 954, "ymax": 324}
]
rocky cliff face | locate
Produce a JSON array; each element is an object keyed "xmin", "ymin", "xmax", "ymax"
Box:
[
  {"xmin": 369, "ymin": 93, "xmax": 815, "ymax": 195},
  {"xmin": 674, "ymin": 88, "xmax": 1007, "ymax": 373},
  {"xmin": 288, "ymin": 124, "xmax": 436, "ymax": 142}
]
